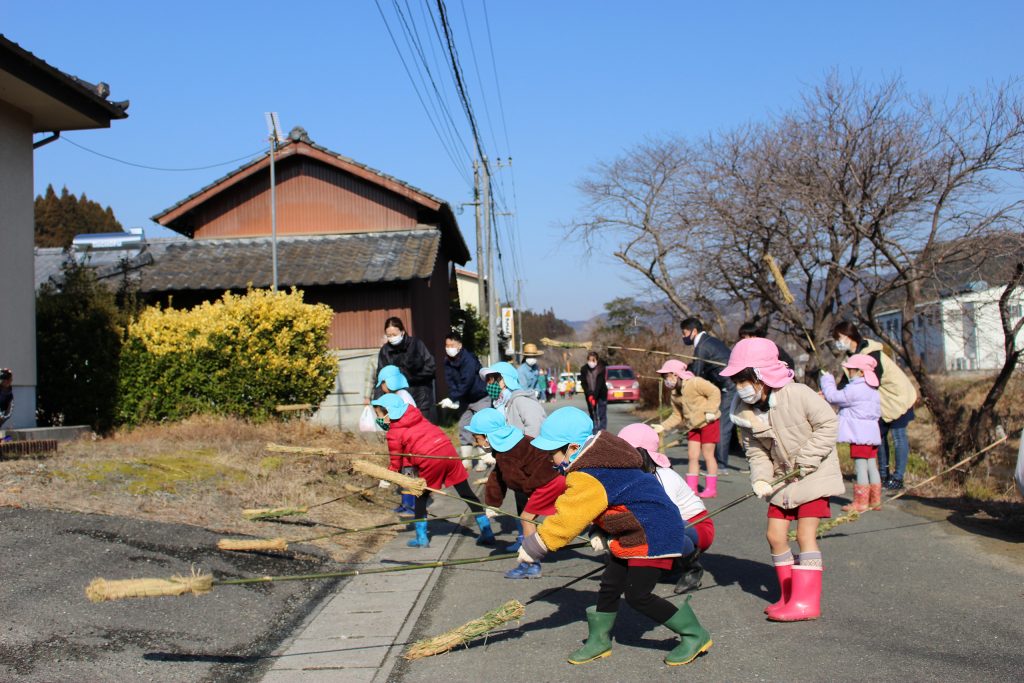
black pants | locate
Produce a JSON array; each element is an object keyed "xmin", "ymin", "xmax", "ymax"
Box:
[
  {"xmin": 514, "ymin": 489, "xmax": 529, "ymax": 516},
  {"xmin": 414, "ymin": 480, "xmax": 484, "ymax": 518},
  {"xmin": 596, "ymin": 555, "xmax": 676, "ymax": 623}
]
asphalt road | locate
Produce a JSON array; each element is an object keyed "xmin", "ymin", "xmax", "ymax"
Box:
[
  {"xmin": 0, "ymin": 508, "xmax": 341, "ymax": 682},
  {"xmin": 391, "ymin": 396, "xmax": 1024, "ymax": 682}
]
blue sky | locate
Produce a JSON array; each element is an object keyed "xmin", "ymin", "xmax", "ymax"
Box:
[{"xmin": 6, "ymin": 1, "xmax": 1022, "ymax": 320}]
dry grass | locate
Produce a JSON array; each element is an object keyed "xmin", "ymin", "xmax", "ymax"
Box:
[{"xmin": 0, "ymin": 415, "xmax": 410, "ymax": 562}]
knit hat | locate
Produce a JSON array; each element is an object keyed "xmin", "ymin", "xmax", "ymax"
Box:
[
  {"xmin": 656, "ymin": 359, "xmax": 694, "ymax": 381},
  {"xmin": 617, "ymin": 423, "xmax": 670, "ymax": 468},
  {"xmin": 531, "ymin": 406, "xmax": 593, "ymax": 451},
  {"xmin": 843, "ymin": 354, "xmax": 879, "ymax": 388},
  {"xmin": 466, "ymin": 408, "xmax": 525, "ymax": 451},
  {"xmin": 478, "ymin": 361, "xmax": 522, "ymax": 390},
  {"xmin": 720, "ymin": 338, "xmax": 794, "ymax": 388},
  {"xmin": 375, "ymin": 365, "xmax": 409, "ymax": 390},
  {"xmin": 371, "ymin": 393, "xmax": 409, "ymax": 420}
]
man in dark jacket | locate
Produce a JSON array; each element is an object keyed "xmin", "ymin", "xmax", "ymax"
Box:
[
  {"xmin": 441, "ymin": 333, "xmax": 493, "ymax": 470},
  {"xmin": 579, "ymin": 352, "xmax": 609, "ymax": 433},
  {"xmin": 680, "ymin": 318, "xmax": 735, "ymax": 470},
  {"xmin": 376, "ymin": 317, "xmax": 438, "ymax": 423}
]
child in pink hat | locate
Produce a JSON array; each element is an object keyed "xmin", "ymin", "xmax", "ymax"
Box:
[
  {"xmin": 820, "ymin": 354, "xmax": 883, "ymax": 512},
  {"xmin": 721, "ymin": 337, "xmax": 843, "ymax": 622},
  {"xmin": 619, "ymin": 423, "xmax": 716, "ymax": 595},
  {"xmin": 653, "ymin": 359, "xmax": 722, "ymax": 498}
]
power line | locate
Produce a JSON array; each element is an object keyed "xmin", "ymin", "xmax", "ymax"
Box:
[
  {"xmin": 434, "ymin": 0, "xmax": 486, "ymax": 165},
  {"xmin": 481, "ymin": 0, "xmax": 513, "ymax": 155},
  {"xmin": 60, "ymin": 137, "xmax": 264, "ymax": 172},
  {"xmin": 458, "ymin": 0, "xmax": 502, "ymax": 160}
]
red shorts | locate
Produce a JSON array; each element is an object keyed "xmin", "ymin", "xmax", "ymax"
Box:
[
  {"xmin": 686, "ymin": 513, "xmax": 715, "ymax": 551},
  {"xmin": 523, "ymin": 476, "xmax": 567, "ymax": 516},
  {"xmin": 767, "ymin": 496, "xmax": 832, "ymax": 520},
  {"xmin": 849, "ymin": 444, "xmax": 879, "ymax": 459},
  {"xmin": 687, "ymin": 419, "xmax": 720, "ymax": 444},
  {"xmin": 627, "ymin": 557, "xmax": 675, "ymax": 570}
]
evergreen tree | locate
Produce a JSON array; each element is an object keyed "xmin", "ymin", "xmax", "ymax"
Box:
[{"xmin": 34, "ymin": 184, "xmax": 123, "ymax": 247}]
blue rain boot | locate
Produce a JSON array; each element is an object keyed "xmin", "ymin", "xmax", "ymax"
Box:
[
  {"xmin": 406, "ymin": 521, "xmax": 430, "ymax": 548},
  {"xmin": 505, "ymin": 562, "xmax": 542, "ymax": 579},
  {"xmin": 505, "ymin": 534, "xmax": 524, "ymax": 552},
  {"xmin": 474, "ymin": 514, "xmax": 496, "ymax": 546},
  {"xmin": 394, "ymin": 493, "xmax": 416, "ymax": 518}
]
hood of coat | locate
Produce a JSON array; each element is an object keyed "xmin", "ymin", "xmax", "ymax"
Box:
[
  {"xmin": 567, "ymin": 431, "xmax": 643, "ymax": 474},
  {"xmin": 391, "ymin": 404, "xmax": 426, "ymax": 430}
]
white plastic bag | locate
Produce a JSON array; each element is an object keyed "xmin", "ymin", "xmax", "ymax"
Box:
[{"xmin": 358, "ymin": 405, "xmax": 378, "ymax": 433}]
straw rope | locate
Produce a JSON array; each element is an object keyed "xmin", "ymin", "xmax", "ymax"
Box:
[{"xmin": 217, "ymin": 538, "xmax": 288, "ymax": 553}]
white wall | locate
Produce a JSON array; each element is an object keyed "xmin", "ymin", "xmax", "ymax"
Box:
[
  {"xmin": 0, "ymin": 101, "xmax": 36, "ymax": 428},
  {"xmin": 309, "ymin": 350, "xmax": 380, "ymax": 431},
  {"xmin": 939, "ymin": 287, "xmax": 1024, "ymax": 372}
]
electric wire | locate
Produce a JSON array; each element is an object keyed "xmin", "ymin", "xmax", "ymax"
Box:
[{"xmin": 60, "ymin": 137, "xmax": 264, "ymax": 172}]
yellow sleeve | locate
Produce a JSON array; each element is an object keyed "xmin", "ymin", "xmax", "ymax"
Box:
[{"xmin": 537, "ymin": 471, "xmax": 608, "ymax": 552}]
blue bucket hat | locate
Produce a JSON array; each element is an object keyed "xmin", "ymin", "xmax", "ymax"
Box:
[
  {"xmin": 376, "ymin": 365, "xmax": 409, "ymax": 390},
  {"xmin": 371, "ymin": 393, "xmax": 409, "ymax": 420},
  {"xmin": 466, "ymin": 408, "xmax": 524, "ymax": 452},
  {"xmin": 478, "ymin": 361, "xmax": 521, "ymax": 390},
  {"xmin": 531, "ymin": 406, "xmax": 593, "ymax": 451}
]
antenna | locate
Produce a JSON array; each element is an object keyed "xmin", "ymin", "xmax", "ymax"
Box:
[{"xmin": 264, "ymin": 112, "xmax": 285, "ymax": 144}]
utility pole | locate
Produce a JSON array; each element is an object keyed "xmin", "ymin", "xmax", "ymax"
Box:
[
  {"xmin": 473, "ymin": 160, "xmax": 487, "ymax": 363},
  {"xmin": 516, "ymin": 278, "xmax": 524, "ymax": 364},
  {"xmin": 264, "ymin": 113, "xmax": 284, "ymax": 292},
  {"xmin": 483, "ymin": 156, "xmax": 499, "ymax": 363}
]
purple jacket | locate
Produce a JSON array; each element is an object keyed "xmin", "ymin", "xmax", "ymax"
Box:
[{"xmin": 820, "ymin": 374, "xmax": 881, "ymax": 446}]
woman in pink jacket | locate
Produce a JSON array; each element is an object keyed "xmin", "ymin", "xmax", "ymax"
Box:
[
  {"xmin": 820, "ymin": 354, "xmax": 883, "ymax": 512},
  {"xmin": 721, "ymin": 338, "xmax": 843, "ymax": 622}
]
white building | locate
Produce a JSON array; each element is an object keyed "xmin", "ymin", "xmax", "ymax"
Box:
[{"xmin": 876, "ymin": 279, "xmax": 1024, "ymax": 374}]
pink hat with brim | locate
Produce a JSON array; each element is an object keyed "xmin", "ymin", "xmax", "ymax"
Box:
[
  {"xmin": 843, "ymin": 354, "xmax": 879, "ymax": 388},
  {"xmin": 720, "ymin": 337, "xmax": 795, "ymax": 389},
  {"xmin": 617, "ymin": 424, "xmax": 671, "ymax": 468},
  {"xmin": 656, "ymin": 359, "xmax": 694, "ymax": 381}
]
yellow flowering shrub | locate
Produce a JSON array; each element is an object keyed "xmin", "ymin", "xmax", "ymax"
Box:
[{"xmin": 117, "ymin": 289, "xmax": 336, "ymax": 424}]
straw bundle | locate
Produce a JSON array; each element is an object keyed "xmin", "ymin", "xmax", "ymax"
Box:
[
  {"xmin": 242, "ymin": 506, "xmax": 308, "ymax": 521},
  {"xmin": 351, "ymin": 460, "xmax": 427, "ymax": 496},
  {"xmin": 764, "ymin": 253, "xmax": 795, "ymax": 305},
  {"xmin": 86, "ymin": 571, "xmax": 213, "ymax": 603},
  {"xmin": 217, "ymin": 538, "xmax": 288, "ymax": 553},
  {"xmin": 404, "ymin": 600, "xmax": 525, "ymax": 659}
]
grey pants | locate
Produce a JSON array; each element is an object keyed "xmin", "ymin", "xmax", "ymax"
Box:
[
  {"xmin": 715, "ymin": 390, "xmax": 736, "ymax": 468},
  {"xmin": 458, "ymin": 395, "xmax": 493, "ymax": 446}
]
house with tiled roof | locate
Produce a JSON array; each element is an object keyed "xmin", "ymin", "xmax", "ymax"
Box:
[
  {"xmin": 1, "ymin": 34, "xmax": 128, "ymax": 430},
  {"xmin": 37, "ymin": 126, "xmax": 472, "ymax": 428}
]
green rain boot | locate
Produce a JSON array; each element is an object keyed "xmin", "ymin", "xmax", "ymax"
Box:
[
  {"xmin": 662, "ymin": 596, "xmax": 713, "ymax": 666},
  {"xmin": 567, "ymin": 606, "xmax": 616, "ymax": 664}
]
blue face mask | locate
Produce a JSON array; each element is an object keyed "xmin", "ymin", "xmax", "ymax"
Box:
[{"xmin": 553, "ymin": 461, "xmax": 569, "ymax": 475}]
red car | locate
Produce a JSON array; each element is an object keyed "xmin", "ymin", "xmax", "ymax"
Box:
[{"xmin": 606, "ymin": 365, "xmax": 640, "ymax": 403}]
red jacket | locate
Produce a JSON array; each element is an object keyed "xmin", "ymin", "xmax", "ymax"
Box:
[{"xmin": 385, "ymin": 406, "xmax": 467, "ymax": 490}]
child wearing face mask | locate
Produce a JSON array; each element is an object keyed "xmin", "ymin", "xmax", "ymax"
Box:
[
  {"xmin": 652, "ymin": 359, "xmax": 722, "ymax": 498},
  {"xmin": 371, "ymin": 394, "xmax": 495, "ymax": 549},
  {"xmin": 478, "ymin": 362, "xmax": 547, "ymax": 437},
  {"xmin": 517, "ymin": 408, "xmax": 712, "ymax": 667},
  {"xmin": 720, "ymin": 338, "xmax": 843, "ymax": 622},
  {"xmin": 820, "ymin": 354, "xmax": 883, "ymax": 512}
]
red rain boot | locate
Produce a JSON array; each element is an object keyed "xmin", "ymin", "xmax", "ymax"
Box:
[
  {"xmin": 768, "ymin": 566, "xmax": 822, "ymax": 622},
  {"xmin": 698, "ymin": 475, "xmax": 717, "ymax": 498},
  {"xmin": 686, "ymin": 474, "xmax": 699, "ymax": 493},
  {"xmin": 842, "ymin": 484, "xmax": 869, "ymax": 512},
  {"xmin": 764, "ymin": 562, "xmax": 793, "ymax": 616},
  {"xmin": 868, "ymin": 483, "xmax": 883, "ymax": 509}
]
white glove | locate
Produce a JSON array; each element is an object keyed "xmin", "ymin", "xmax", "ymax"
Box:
[
  {"xmin": 438, "ymin": 398, "xmax": 459, "ymax": 410},
  {"xmin": 705, "ymin": 412, "xmax": 716, "ymax": 423},
  {"xmin": 480, "ymin": 451, "xmax": 496, "ymax": 466},
  {"xmin": 752, "ymin": 480, "xmax": 773, "ymax": 498},
  {"xmin": 484, "ymin": 507, "xmax": 499, "ymax": 520},
  {"xmin": 652, "ymin": 424, "xmax": 665, "ymax": 434},
  {"xmin": 589, "ymin": 531, "xmax": 609, "ymax": 553},
  {"xmin": 378, "ymin": 480, "xmax": 392, "ymax": 489}
]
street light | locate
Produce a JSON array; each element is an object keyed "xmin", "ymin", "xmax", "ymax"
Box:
[{"xmin": 264, "ymin": 112, "xmax": 285, "ymax": 291}]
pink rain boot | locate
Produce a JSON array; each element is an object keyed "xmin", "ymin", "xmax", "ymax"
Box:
[
  {"xmin": 686, "ymin": 474, "xmax": 699, "ymax": 492},
  {"xmin": 767, "ymin": 566, "xmax": 822, "ymax": 622},
  {"xmin": 698, "ymin": 475, "xmax": 717, "ymax": 498},
  {"xmin": 764, "ymin": 563, "xmax": 793, "ymax": 617}
]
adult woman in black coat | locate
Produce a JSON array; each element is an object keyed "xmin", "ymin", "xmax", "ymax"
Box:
[{"xmin": 377, "ymin": 317, "xmax": 438, "ymax": 423}]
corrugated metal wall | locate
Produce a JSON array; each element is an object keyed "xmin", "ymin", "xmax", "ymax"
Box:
[
  {"xmin": 303, "ymin": 283, "xmax": 412, "ymax": 350},
  {"xmin": 192, "ymin": 157, "xmax": 420, "ymax": 239}
]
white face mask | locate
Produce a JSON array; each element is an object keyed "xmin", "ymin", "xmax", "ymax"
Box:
[
  {"xmin": 387, "ymin": 333, "xmax": 404, "ymax": 346},
  {"xmin": 587, "ymin": 361, "xmax": 597, "ymax": 369},
  {"xmin": 445, "ymin": 346, "xmax": 460, "ymax": 358},
  {"xmin": 663, "ymin": 377, "xmax": 677, "ymax": 389},
  {"xmin": 525, "ymin": 358, "xmax": 537, "ymax": 366},
  {"xmin": 834, "ymin": 339, "xmax": 848, "ymax": 352},
  {"xmin": 737, "ymin": 383, "xmax": 761, "ymax": 404}
]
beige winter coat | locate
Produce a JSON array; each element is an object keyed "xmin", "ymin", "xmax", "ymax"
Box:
[
  {"xmin": 731, "ymin": 382, "xmax": 845, "ymax": 509},
  {"xmin": 856, "ymin": 339, "xmax": 917, "ymax": 422},
  {"xmin": 660, "ymin": 377, "xmax": 722, "ymax": 432}
]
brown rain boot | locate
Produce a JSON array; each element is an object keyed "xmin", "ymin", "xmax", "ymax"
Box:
[
  {"xmin": 842, "ymin": 484, "xmax": 870, "ymax": 513},
  {"xmin": 868, "ymin": 483, "xmax": 883, "ymax": 509}
]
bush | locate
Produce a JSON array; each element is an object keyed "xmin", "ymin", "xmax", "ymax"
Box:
[
  {"xmin": 117, "ymin": 289, "xmax": 336, "ymax": 425},
  {"xmin": 36, "ymin": 261, "xmax": 126, "ymax": 432}
]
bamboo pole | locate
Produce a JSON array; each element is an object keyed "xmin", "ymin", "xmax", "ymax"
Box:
[{"xmin": 266, "ymin": 443, "xmax": 482, "ymax": 461}]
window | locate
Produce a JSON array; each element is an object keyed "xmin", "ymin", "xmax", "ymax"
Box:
[{"xmin": 606, "ymin": 368, "xmax": 635, "ymax": 380}]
